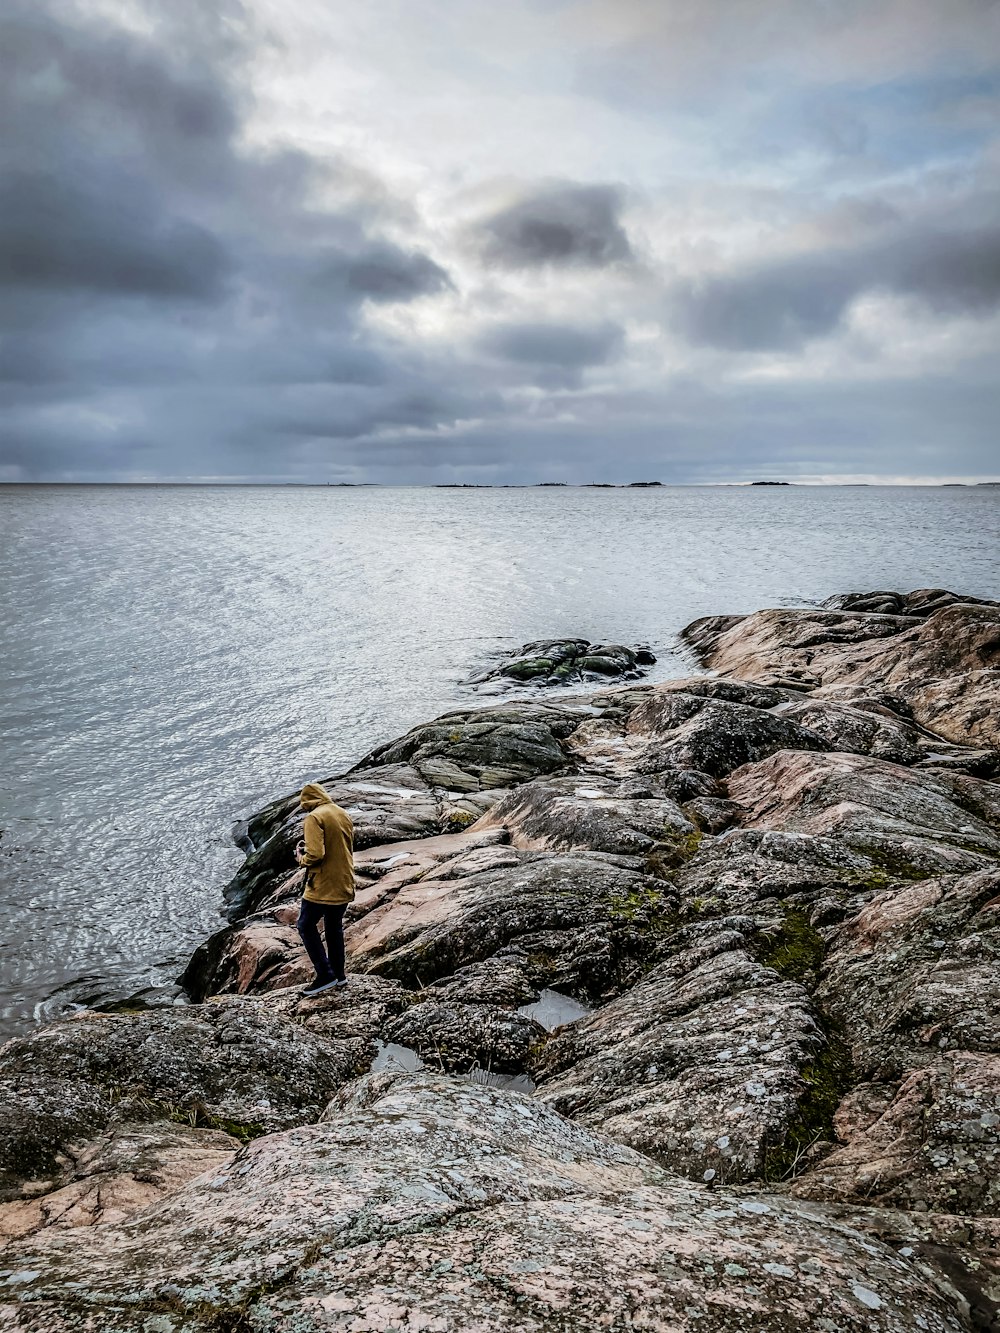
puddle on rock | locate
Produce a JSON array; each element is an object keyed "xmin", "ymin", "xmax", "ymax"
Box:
[
  {"xmin": 370, "ymin": 1042, "xmax": 535, "ymax": 1093},
  {"xmin": 517, "ymin": 988, "xmax": 592, "ymax": 1032},
  {"xmin": 371, "ymin": 1041, "xmax": 425, "ymax": 1073}
]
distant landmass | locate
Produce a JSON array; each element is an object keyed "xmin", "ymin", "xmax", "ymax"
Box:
[{"xmin": 749, "ymin": 480, "xmax": 792, "ymax": 486}]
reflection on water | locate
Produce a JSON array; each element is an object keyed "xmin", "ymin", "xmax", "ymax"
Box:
[
  {"xmin": 1, "ymin": 483, "xmax": 997, "ymax": 1035},
  {"xmin": 371, "ymin": 1041, "xmax": 426, "ymax": 1074},
  {"xmin": 517, "ymin": 988, "xmax": 592, "ymax": 1031}
]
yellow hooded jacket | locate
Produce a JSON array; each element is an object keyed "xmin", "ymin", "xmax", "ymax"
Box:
[{"xmin": 295, "ymin": 783, "xmax": 355, "ymax": 905}]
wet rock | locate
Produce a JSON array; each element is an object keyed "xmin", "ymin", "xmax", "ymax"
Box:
[
  {"xmin": 728, "ymin": 749, "xmax": 1000, "ymax": 875},
  {"xmin": 471, "ymin": 774, "xmax": 696, "ymax": 857},
  {"xmin": 826, "ymin": 587, "xmax": 1000, "ymax": 619},
  {"xmin": 470, "ymin": 637, "xmax": 655, "ymax": 688},
  {"xmin": 0, "ymin": 1074, "xmax": 968, "ymax": 1333},
  {"xmin": 532, "ymin": 924, "xmax": 824, "ymax": 1184},
  {"xmin": 355, "ymin": 701, "xmax": 581, "ymax": 793},
  {"xmin": 382, "ymin": 1001, "xmax": 546, "ymax": 1074}
]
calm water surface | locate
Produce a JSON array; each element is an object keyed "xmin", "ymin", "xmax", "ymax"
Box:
[{"xmin": 2, "ymin": 484, "xmax": 998, "ymax": 1034}]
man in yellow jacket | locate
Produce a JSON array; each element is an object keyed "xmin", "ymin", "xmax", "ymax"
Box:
[{"xmin": 294, "ymin": 782, "xmax": 355, "ymax": 997}]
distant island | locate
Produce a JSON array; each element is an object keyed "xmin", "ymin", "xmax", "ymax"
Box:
[{"xmin": 749, "ymin": 480, "xmax": 792, "ymax": 486}]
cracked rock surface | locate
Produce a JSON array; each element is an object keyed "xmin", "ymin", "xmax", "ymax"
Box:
[{"xmin": 0, "ymin": 1074, "xmax": 971, "ymax": 1333}]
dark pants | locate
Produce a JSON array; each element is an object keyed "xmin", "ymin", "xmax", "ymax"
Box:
[{"xmin": 296, "ymin": 899, "xmax": 347, "ymax": 983}]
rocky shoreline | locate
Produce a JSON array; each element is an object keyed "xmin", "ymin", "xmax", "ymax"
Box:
[{"xmin": 2, "ymin": 587, "xmax": 999, "ymax": 1331}]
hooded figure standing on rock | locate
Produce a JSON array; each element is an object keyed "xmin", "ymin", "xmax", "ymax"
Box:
[{"xmin": 294, "ymin": 782, "xmax": 355, "ymax": 997}]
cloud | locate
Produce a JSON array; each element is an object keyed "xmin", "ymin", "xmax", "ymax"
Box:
[
  {"xmin": 477, "ymin": 320, "xmax": 623, "ymax": 367},
  {"xmin": 672, "ymin": 204, "xmax": 1000, "ymax": 351},
  {"xmin": 0, "ymin": 170, "xmax": 231, "ymax": 299},
  {"xmin": 471, "ymin": 182, "xmax": 633, "ymax": 269},
  {"xmin": 0, "ymin": 0, "xmax": 997, "ymax": 482},
  {"xmin": 0, "ymin": 0, "xmax": 469, "ymax": 478}
]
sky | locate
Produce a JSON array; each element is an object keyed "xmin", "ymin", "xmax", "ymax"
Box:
[{"xmin": 2, "ymin": 0, "xmax": 999, "ymax": 484}]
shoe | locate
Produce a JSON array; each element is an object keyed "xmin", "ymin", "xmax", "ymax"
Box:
[
  {"xmin": 333, "ymin": 978, "xmax": 349, "ymax": 989},
  {"xmin": 301, "ymin": 978, "xmax": 339, "ymax": 998}
]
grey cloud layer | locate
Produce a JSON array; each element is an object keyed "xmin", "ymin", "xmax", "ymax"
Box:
[
  {"xmin": 0, "ymin": 0, "xmax": 476, "ymax": 477},
  {"xmin": 1, "ymin": 0, "xmax": 998, "ymax": 481},
  {"xmin": 673, "ymin": 203, "xmax": 1000, "ymax": 351}
]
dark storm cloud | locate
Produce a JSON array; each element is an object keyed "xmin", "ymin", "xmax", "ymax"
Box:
[
  {"xmin": 472, "ymin": 183, "xmax": 633, "ymax": 268},
  {"xmin": 673, "ymin": 206, "xmax": 1000, "ymax": 351},
  {"xmin": 0, "ymin": 170, "xmax": 231, "ymax": 299},
  {"xmin": 340, "ymin": 246, "xmax": 452, "ymax": 303},
  {"xmin": 0, "ymin": 0, "xmax": 471, "ymax": 479}
]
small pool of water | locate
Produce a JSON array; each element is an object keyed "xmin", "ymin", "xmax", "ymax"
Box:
[
  {"xmin": 370, "ymin": 1041, "xmax": 536, "ymax": 1093},
  {"xmin": 368, "ymin": 988, "xmax": 592, "ymax": 1092},
  {"xmin": 517, "ymin": 988, "xmax": 593, "ymax": 1031}
]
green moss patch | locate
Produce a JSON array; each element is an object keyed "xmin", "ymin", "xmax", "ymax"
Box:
[
  {"xmin": 759, "ymin": 910, "xmax": 825, "ymax": 986},
  {"xmin": 763, "ymin": 1030, "xmax": 853, "ymax": 1184}
]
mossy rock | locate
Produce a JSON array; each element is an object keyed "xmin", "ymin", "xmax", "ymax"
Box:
[
  {"xmin": 763, "ymin": 1030, "xmax": 853, "ymax": 1183},
  {"xmin": 501, "ymin": 658, "xmax": 554, "ymax": 680},
  {"xmin": 759, "ymin": 910, "xmax": 826, "ymax": 986}
]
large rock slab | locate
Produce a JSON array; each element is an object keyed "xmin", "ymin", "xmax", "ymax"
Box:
[
  {"xmin": 727, "ymin": 749, "xmax": 1000, "ymax": 875},
  {"xmin": 471, "ymin": 773, "xmax": 696, "ymax": 857},
  {"xmin": 354, "ymin": 700, "xmax": 582, "ymax": 791},
  {"xmin": 682, "ymin": 596, "xmax": 1000, "ymax": 748},
  {"xmin": 348, "ymin": 851, "xmax": 678, "ymax": 1001},
  {"xmin": 0, "ymin": 1074, "xmax": 968, "ymax": 1333},
  {"xmin": 533, "ymin": 923, "xmax": 825, "ymax": 1184}
]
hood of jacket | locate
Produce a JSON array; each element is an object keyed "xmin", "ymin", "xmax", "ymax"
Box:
[{"xmin": 299, "ymin": 782, "xmax": 333, "ymax": 812}]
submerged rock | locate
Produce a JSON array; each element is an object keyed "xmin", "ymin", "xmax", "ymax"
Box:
[{"xmin": 470, "ymin": 636, "xmax": 656, "ymax": 688}]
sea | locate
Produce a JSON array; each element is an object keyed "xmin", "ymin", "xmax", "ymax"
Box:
[{"xmin": 1, "ymin": 483, "xmax": 998, "ymax": 1036}]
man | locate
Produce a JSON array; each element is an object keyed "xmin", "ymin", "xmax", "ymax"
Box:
[{"xmin": 294, "ymin": 781, "xmax": 355, "ymax": 997}]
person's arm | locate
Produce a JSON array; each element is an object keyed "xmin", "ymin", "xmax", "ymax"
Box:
[{"xmin": 296, "ymin": 812, "xmax": 326, "ymax": 866}]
